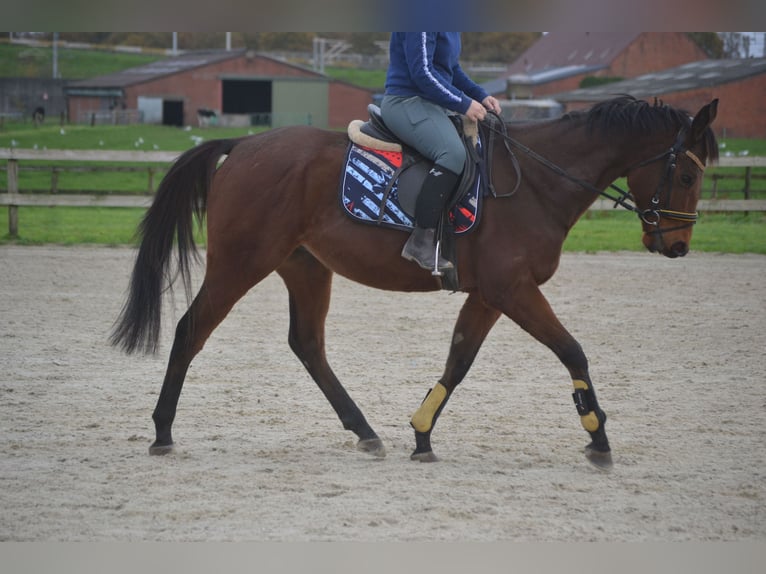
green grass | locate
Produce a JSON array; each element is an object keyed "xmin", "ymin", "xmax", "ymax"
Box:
[
  {"xmin": 0, "ymin": 121, "xmax": 263, "ymax": 152},
  {"xmin": 0, "ymin": 206, "xmax": 206, "ymax": 246},
  {"xmin": 0, "ymin": 123, "xmax": 269, "ymax": 194},
  {"xmin": 2, "ymin": 207, "xmax": 764, "ymax": 254},
  {"xmin": 0, "ymin": 43, "xmax": 162, "ymax": 79},
  {"xmin": 2, "ymin": 122, "xmax": 763, "ymax": 199},
  {"xmin": 324, "ymin": 66, "xmax": 386, "ymax": 91},
  {"xmin": 0, "ymin": 165, "xmax": 163, "ymax": 195},
  {"xmin": 2, "ymin": 206, "xmax": 147, "ymax": 246},
  {"xmin": 564, "ymin": 211, "xmax": 766, "ymax": 254}
]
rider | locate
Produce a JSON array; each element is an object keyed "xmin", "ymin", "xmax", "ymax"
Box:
[{"xmin": 381, "ymin": 32, "xmax": 501, "ymax": 272}]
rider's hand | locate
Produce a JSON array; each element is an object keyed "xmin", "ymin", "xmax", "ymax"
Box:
[
  {"xmin": 465, "ymin": 99, "xmax": 487, "ymax": 122},
  {"xmin": 482, "ymin": 96, "xmax": 502, "ymax": 115}
]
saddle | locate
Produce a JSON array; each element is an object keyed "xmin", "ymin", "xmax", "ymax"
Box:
[
  {"xmin": 345, "ymin": 105, "xmax": 486, "ymax": 222},
  {"xmin": 341, "ymin": 105, "xmax": 505, "ymax": 290}
]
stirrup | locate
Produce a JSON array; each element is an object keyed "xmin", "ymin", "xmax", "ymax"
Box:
[
  {"xmin": 431, "ymin": 238, "xmax": 448, "ymax": 276},
  {"xmin": 401, "ymin": 228, "xmax": 453, "ymax": 274}
]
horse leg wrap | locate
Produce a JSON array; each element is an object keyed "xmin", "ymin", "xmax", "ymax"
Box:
[
  {"xmin": 411, "ymin": 383, "xmax": 449, "ymax": 433},
  {"xmin": 572, "ymin": 379, "xmax": 601, "ymax": 432}
]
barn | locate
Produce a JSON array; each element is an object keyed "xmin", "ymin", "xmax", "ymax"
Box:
[
  {"xmin": 552, "ymin": 58, "xmax": 766, "ymax": 139},
  {"xmin": 485, "ymin": 32, "xmax": 709, "ymax": 100},
  {"xmin": 64, "ymin": 49, "xmax": 373, "ymax": 130}
]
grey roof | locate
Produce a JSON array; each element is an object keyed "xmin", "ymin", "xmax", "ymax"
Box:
[
  {"xmin": 480, "ymin": 32, "xmax": 665, "ymax": 95},
  {"xmin": 551, "ymin": 58, "xmax": 766, "ymax": 102},
  {"xmin": 506, "ymin": 32, "xmax": 640, "ymax": 75},
  {"xmin": 480, "ymin": 63, "xmax": 608, "ymax": 95},
  {"xmin": 508, "ymin": 64, "xmax": 608, "ymax": 85},
  {"xmin": 67, "ymin": 49, "xmax": 249, "ymax": 88},
  {"xmin": 480, "ymin": 77, "xmax": 509, "ymax": 95}
]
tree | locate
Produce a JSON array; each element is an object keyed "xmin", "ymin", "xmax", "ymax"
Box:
[
  {"xmin": 687, "ymin": 33, "xmax": 724, "ymax": 58},
  {"xmin": 461, "ymin": 32, "xmax": 541, "ymax": 62},
  {"xmin": 718, "ymin": 32, "xmax": 751, "ymax": 58}
]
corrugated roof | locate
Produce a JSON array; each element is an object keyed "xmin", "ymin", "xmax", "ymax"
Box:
[
  {"xmin": 551, "ymin": 58, "xmax": 766, "ymax": 102},
  {"xmin": 67, "ymin": 49, "xmax": 248, "ymax": 88},
  {"xmin": 508, "ymin": 64, "xmax": 608, "ymax": 85},
  {"xmin": 480, "ymin": 32, "xmax": 639, "ymax": 95},
  {"xmin": 506, "ymin": 32, "xmax": 640, "ymax": 75}
]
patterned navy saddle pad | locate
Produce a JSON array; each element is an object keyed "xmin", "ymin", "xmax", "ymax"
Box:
[{"xmin": 339, "ymin": 143, "xmax": 483, "ymax": 235}]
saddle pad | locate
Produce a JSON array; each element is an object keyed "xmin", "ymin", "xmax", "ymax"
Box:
[{"xmin": 339, "ymin": 143, "xmax": 481, "ymax": 235}]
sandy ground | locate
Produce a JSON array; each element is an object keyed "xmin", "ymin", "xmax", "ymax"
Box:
[{"xmin": 0, "ymin": 245, "xmax": 764, "ymax": 542}]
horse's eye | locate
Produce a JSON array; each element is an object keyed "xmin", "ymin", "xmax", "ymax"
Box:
[{"xmin": 680, "ymin": 173, "xmax": 694, "ymax": 186}]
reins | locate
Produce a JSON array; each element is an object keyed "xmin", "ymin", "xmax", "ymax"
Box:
[{"xmin": 481, "ymin": 111, "xmax": 704, "ymax": 231}]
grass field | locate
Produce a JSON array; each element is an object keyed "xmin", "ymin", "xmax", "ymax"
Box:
[
  {"xmin": 1, "ymin": 206, "xmax": 764, "ymax": 254},
  {"xmin": 0, "ymin": 123, "xmax": 271, "ymax": 194},
  {"xmin": 0, "ymin": 121, "xmax": 265, "ymax": 152},
  {"xmin": 2, "ymin": 121, "xmax": 763, "ymax": 199},
  {"xmin": 0, "ymin": 43, "xmax": 162, "ymax": 79}
]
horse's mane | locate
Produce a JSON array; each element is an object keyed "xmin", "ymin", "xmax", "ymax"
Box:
[{"xmin": 563, "ymin": 95, "xmax": 719, "ymax": 162}]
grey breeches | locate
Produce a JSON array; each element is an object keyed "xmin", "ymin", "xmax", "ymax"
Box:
[{"xmin": 380, "ymin": 95, "xmax": 466, "ymax": 175}]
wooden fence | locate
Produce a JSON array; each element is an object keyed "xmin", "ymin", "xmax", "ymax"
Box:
[
  {"xmin": 1, "ymin": 149, "xmax": 178, "ymax": 237},
  {"xmin": 2, "ymin": 148, "xmax": 765, "ymax": 237}
]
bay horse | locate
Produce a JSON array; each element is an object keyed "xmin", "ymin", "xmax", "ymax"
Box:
[{"xmin": 110, "ymin": 95, "xmax": 718, "ymax": 469}]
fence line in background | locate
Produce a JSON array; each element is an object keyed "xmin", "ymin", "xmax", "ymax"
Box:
[{"xmin": 2, "ymin": 149, "xmax": 765, "ymax": 238}]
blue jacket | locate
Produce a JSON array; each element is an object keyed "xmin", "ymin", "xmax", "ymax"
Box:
[{"xmin": 384, "ymin": 32, "xmax": 489, "ymax": 115}]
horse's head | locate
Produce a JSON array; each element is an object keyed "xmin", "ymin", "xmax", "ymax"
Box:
[{"xmin": 626, "ymin": 99, "xmax": 719, "ymax": 258}]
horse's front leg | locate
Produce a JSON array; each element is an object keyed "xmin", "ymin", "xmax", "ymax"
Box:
[
  {"xmin": 498, "ymin": 281, "xmax": 612, "ymax": 469},
  {"xmin": 410, "ymin": 292, "xmax": 501, "ymax": 461}
]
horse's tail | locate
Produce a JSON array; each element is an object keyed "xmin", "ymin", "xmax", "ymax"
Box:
[{"xmin": 110, "ymin": 138, "xmax": 241, "ymax": 355}]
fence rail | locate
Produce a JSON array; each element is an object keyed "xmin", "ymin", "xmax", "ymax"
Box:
[
  {"xmin": 2, "ymin": 148, "xmax": 765, "ymax": 237},
  {"xmin": 2, "ymin": 149, "xmax": 178, "ymax": 236}
]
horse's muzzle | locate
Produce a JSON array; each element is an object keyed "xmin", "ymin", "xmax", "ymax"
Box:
[
  {"xmin": 668, "ymin": 241, "xmax": 689, "ymax": 258},
  {"xmin": 643, "ymin": 233, "xmax": 689, "ymax": 258}
]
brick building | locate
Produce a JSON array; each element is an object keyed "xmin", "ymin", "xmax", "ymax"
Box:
[
  {"xmin": 552, "ymin": 59, "xmax": 766, "ymax": 139},
  {"xmin": 65, "ymin": 49, "xmax": 373, "ymax": 130},
  {"xmin": 486, "ymin": 32, "xmax": 709, "ymax": 100}
]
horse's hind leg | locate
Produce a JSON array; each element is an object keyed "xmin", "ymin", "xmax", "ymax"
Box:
[
  {"xmin": 276, "ymin": 248, "xmax": 385, "ymax": 457},
  {"xmin": 410, "ymin": 292, "xmax": 501, "ymax": 461},
  {"xmin": 150, "ymin": 256, "xmax": 270, "ymax": 455}
]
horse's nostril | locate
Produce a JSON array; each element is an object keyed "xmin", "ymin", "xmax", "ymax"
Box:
[{"xmin": 671, "ymin": 241, "xmax": 689, "ymax": 257}]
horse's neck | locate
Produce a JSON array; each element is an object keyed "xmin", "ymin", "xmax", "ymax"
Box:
[
  {"xmin": 502, "ymin": 122, "xmax": 607, "ymax": 219},
  {"xmin": 505, "ymin": 121, "xmax": 661, "ymax": 224}
]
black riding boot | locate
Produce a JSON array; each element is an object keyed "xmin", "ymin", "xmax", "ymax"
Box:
[{"xmin": 401, "ymin": 166, "xmax": 461, "ymax": 272}]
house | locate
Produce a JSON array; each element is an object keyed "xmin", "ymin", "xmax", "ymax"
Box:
[
  {"xmin": 551, "ymin": 58, "xmax": 766, "ymax": 139},
  {"xmin": 487, "ymin": 32, "xmax": 709, "ymax": 100},
  {"xmin": 65, "ymin": 49, "xmax": 373, "ymax": 130}
]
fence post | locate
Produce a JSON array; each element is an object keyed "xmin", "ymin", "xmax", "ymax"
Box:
[
  {"xmin": 147, "ymin": 167, "xmax": 155, "ymax": 194},
  {"xmin": 51, "ymin": 167, "xmax": 59, "ymax": 193},
  {"xmin": 744, "ymin": 167, "xmax": 752, "ymax": 200},
  {"xmin": 7, "ymin": 158, "xmax": 19, "ymax": 237}
]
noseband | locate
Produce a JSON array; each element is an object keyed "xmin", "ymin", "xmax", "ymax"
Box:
[{"xmin": 483, "ymin": 113, "xmax": 706, "ymax": 233}]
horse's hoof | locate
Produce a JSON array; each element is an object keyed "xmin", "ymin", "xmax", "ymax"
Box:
[
  {"xmin": 149, "ymin": 441, "xmax": 174, "ymax": 456},
  {"xmin": 410, "ymin": 450, "xmax": 439, "ymax": 463},
  {"xmin": 585, "ymin": 444, "xmax": 613, "ymax": 470},
  {"xmin": 357, "ymin": 438, "xmax": 386, "ymax": 458}
]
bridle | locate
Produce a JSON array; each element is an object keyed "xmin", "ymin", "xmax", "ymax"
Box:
[
  {"xmin": 626, "ymin": 127, "xmax": 705, "ymax": 235},
  {"xmin": 482, "ymin": 112, "xmax": 706, "ymax": 234}
]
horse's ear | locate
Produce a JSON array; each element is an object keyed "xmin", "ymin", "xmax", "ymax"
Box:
[{"xmin": 687, "ymin": 99, "xmax": 718, "ymax": 146}]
